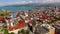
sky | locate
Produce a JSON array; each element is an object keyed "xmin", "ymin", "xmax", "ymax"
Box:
[{"xmin": 0, "ymin": 0, "xmax": 60, "ymax": 6}]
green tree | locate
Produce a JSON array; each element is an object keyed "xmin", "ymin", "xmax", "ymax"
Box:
[
  {"xmin": 4, "ymin": 29, "xmax": 8, "ymax": 34},
  {"xmin": 21, "ymin": 29, "xmax": 26, "ymax": 34},
  {"xmin": 18, "ymin": 30, "xmax": 21, "ymax": 34},
  {"xmin": 3, "ymin": 18, "xmax": 6, "ymax": 24},
  {"xmin": 26, "ymin": 30, "xmax": 30, "ymax": 34},
  {"xmin": 21, "ymin": 29, "xmax": 25, "ymax": 33},
  {"xmin": 0, "ymin": 14, "xmax": 4, "ymax": 16},
  {"xmin": 9, "ymin": 32, "xmax": 15, "ymax": 34}
]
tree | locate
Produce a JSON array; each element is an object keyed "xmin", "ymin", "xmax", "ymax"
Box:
[
  {"xmin": 9, "ymin": 32, "xmax": 15, "ymax": 34},
  {"xmin": 21, "ymin": 29, "xmax": 25, "ymax": 33},
  {"xmin": 20, "ymin": 29, "xmax": 26, "ymax": 34},
  {"xmin": 0, "ymin": 14, "xmax": 4, "ymax": 16},
  {"xmin": 4, "ymin": 29, "xmax": 8, "ymax": 34},
  {"xmin": 26, "ymin": 30, "xmax": 30, "ymax": 34},
  {"xmin": 3, "ymin": 18, "xmax": 6, "ymax": 24},
  {"xmin": 18, "ymin": 30, "xmax": 21, "ymax": 34}
]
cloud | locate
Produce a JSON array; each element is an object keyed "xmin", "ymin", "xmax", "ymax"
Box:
[
  {"xmin": 28, "ymin": 1, "xmax": 33, "ymax": 3},
  {"xmin": 0, "ymin": 0, "xmax": 34, "ymax": 6},
  {"xmin": 0, "ymin": 0, "xmax": 60, "ymax": 6},
  {"xmin": 41, "ymin": 0, "xmax": 60, "ymax": 3}
]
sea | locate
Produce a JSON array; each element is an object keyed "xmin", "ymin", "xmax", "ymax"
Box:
[
  {"xmin": 0, "ymin": 7, "xmax": 45, "ymax": 12},
  {"xmin": 0, "ymin": 7, "xmax": 46, "ymax": 18}
]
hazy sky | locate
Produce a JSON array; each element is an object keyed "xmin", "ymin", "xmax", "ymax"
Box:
[{"xmin": 0, "ymin": 0, "xmax": 60, "ymax": 6}]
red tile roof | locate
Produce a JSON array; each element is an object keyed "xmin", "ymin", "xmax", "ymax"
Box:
[
  {"xmin": 27, "ymin": 21, "xmax": 32, "ymax": 25},
  {"xmin": 58, "ymin": 22, "xmax": 60, "ymax": 24},
  {"xmin": 0, "ymin": 16, "xmax": 4, "ymax": 21},
  {"xmin": 6, "ymin": 17, "xmax": 11, "ymax": 20},
  {"xmin": 18, "ymin": 20, "xmax": 25, "ymax": 25}
]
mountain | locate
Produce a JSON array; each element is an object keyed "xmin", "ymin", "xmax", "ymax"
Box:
[
  {"xmin": 40, "ymin": 3, "xmax": 60, "ymax": 7},
  {"xmin": 3, "ymin": 3, "xmax": 60, "ymax": 7},
  {"xmin": 3, "ymin": 3, "xmax": 41, "ymax": 7}
]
